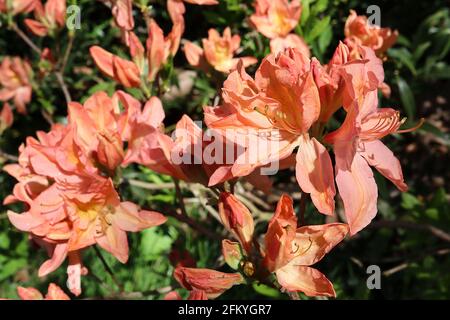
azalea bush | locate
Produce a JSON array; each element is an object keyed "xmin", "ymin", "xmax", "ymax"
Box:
[{"xmin": 0, "ymin": 0, "xmax": 449, "ymax": 300}]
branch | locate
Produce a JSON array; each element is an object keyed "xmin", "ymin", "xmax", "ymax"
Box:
[
  {"xmin": 0, "ymin": 149, "xmax": 18, "ymax": 162},
  {"xmin": 165, "ymin": 209, "xmax": 222, "ymax": 241},
  {"xmin": 93, "ymin": 246, "xmax": 123, "ymax": 292},
  {"xmin": 10, "ymin": 23, "xmax": 42, "ymax": 55}
]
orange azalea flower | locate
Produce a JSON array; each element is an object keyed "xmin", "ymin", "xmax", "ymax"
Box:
[
  {"xmin": 205, "ymin": 48, "xmax": 336, "ymax": 215},
  {"xmin": 184, "ymin": 27, "xmax": 257, "ymax": 73},
  {"xmin": 250, "ymin": 0, "xmax": 308, "ymax": 55},
  {"xmin": 67, "ymin": 90, "xmax": 142, "ymax": 172},
  {"xmin": 124, "ymin": 100, "xmax": 273, "ymax": 192},
  {"xmin": 174, "ymin": 267, "xmax": 243, "ymax": 299},
  {"xmin": 0, "ymin": 57, "xmax": 33, "ymax": 114},
  {"xmin": 90, "ymin": 17, "xmax": 184, "ymax": 86},
  {"xmin": 24, "ymin": 0, "xmax": 66, "ymax": 37},
  {"xmin": 323, "ymin": 46, "xmax": 416, "ymax": 235},
  {"xmin": 0, "ymin": 0, "xmax": 37, "ymax": 15},
  {"xmin": 3, "ymin": 92, "xmax": 167, "ymax": 295},
  {"xmin": 218, "ymin": 192, "xmax": 254, "ymax": 253},
  {"xmin": 0, "ymin": 103, "xmax": 13, "ymax": 134},
  {"xmin": 264, "ymin": 195, "xmax": 348, "ymax": 297},
  {"xmin": 344, "ymin": 10, "xmax": 398, "ymax": 58},
  {"xmin": 16, "ymin": 283, "xmax": 70, "ymax": 300}
]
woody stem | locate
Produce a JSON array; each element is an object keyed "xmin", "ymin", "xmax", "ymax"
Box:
[
  {"xmin": 10, "ymin": 23, "xmax": 42, "ymax": 55},
  {"xmin": 174, "ymin": 178, "xmax": 188, "ymax": 217},
  {"xmin": 93, "ymin": 246, "xmax": 123, "ymax": 292}
]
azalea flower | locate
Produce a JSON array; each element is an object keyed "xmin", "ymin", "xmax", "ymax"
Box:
[
  {"xmin": 0, "ymin": 57, "xmax": 33, "ymax": 114},
  {"xmin": 3, "ymin": 92, "xmax": 168, "ymax": 296},
  {"xmin": 67, "ymin": 90, "xmax": 142, "ymax": 172},
  {"xmin": 184, "ymin": 27, "xmax": 257, "ymax": 73},
  {"xmin": 0, "ymin": 103, "xmax": 13, "ymax": 134},
  {"xmin": 264, "ymin": 195, "xmax": 348, "ymax": 297},
  {"xmin": 205, "ymin": 48, "xmax": 336, "ymax": 215},
  {"xmin": 249, "ymin": 0, "xmax": 309, "ymax": 55},
  {"xmin": 16, "ymin": 283, "xmax": 70, "ymax": 300},
  {"xmin": 0, "ymin": 0, "xmax": 37, "ymax": 15},
  {"xmin": 344, "ymin": 10, "xmax": 398, "ymax": 58},
  {"xmin": 174, "ymin": 266, "xmax": 243, "ymax": 299},
  {"xmin": 124, "ymin": 99, "xmax": 273, "ymax": 192},
  {"xmin": 218, "ymin": 192, "xmax": 254, "ymax": 253},
  {"xmin": 90, "ymin": 17, "xmax": 183, "ymax": 87},
  {"xmin": 24, "ymin": 0, "xmax": 66, "ymax": 37}
]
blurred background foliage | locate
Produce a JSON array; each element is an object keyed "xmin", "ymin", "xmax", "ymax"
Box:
[{"xmin": 0, "ymin": 0, "xmax": 449, "ymax": 299}]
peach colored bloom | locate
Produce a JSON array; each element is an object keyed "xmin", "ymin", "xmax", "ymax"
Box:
[
  {"xmin": 0, "ymin": 0, "xmax": 37, "ymax": 15},
  {"xmin": 184, "ymin": 28, "xmax": 257, "ymax": 73},
  {"xmin": 67, "ymin": 91, "xmax": 141, "ymax": 172},
  {"xmin": 0, "ymin": 57, "xmax": 33, "ymax": 114},
  {"xmin": 17, "ymin": 283, "xmax": 70, "ymax": 300},
  {"xmin": 250, "ymin": 0, "xmax": 301, "ymax": 39},
  {"xmin": 310, "ymin": 41, "xmax": 350, "ymax": 124},
  {"xmin": 24, "ymin": 0, "xmax": 66, "ymax": 37},
  {"xmin": 323, "ymin": 47, "xmax": 412, "ymax": 235},
  {"xmin": 205, "ymin": 48, "xmax": 336, "ymax": 215},
  {"xmin": 264, "ymin": 195, "xmax": 348, "ymax": 297},
  {"xmin": 250, "ymin": 0, "xmax": 308, "ymax": 54},
  {"xmin": 124, "ymin": 102, "xmax": 273, "ymax": 192},
  {"xmin": 3, "ymin": 92, "xmax": 167, "ymax": 295},
  {"xmin": 0, "ymin": 103, "xmax": 13, "ymax": 134},
  {"xmin": 344, "ymin": 10, "xmax": 398, "ymax": 58},
  {"xmin": 219, "ymin": 192, "xmax": 255, "ymax": 253},
  {"xmin": 269, "ymin": 33, "xmax": 310, "ymax": 56},
  {"xmin": 174, "ymin": 267, "xmax": 243, "ymax": 299},
  {"xmin": 90, "ymin": 18, "xmax": 184, "ymax": 86},
  {"xmin": 111, "ymin": 0, "xmax": 134, "ymax": 31}
]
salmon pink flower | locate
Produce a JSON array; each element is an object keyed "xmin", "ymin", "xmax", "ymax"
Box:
[
  {"xmin": 174, "ymin": 266, "xmax": 243, "ymax": 299},
  {"xmin": 250, "ymin": 0, "xmax": 308, "ymax": 55},
  {"xmin": 3, "ymin": 96, "xmax": 167, "ymax": 295},
  {"xmin": 0, "ymin": 0, "xmax": 37, "ymax": 15},
  {"xmin": 205, "ymin": 48, "xmax": 336, "ymax": 215},
  {"xmin": 323, "ymin": 48, "xmax": 417, "ymax": 234},
  {"xmin": 0, "ymin": 103, "xmax": 13, "ymax": 134},
  {"xmin": 124, "ymin": 101, "xmax": 273, "ymax": 192},
  {"xmin": 344, "ymin": 10, "xmax": 398, "ymax": 58},
  {"xmin": 67, "ymin": 90, "xmax": 141, "ymax": 173},
  {"xmin": 218, "ymin": 192, "xmax": 255, "ymax": 253},
  {"xmin": 24, "ymin": 0, "xmax": 66, "ymax": 37},
  {"xmin": 184, "ymin": 27, "xmax": 257, "ymax": 73},
  {"xmin": 264, "ymin": 195, "xmax": 349, "ymax": 297},
  {"xmin": 90, "ymin": 17, "xmax": 184, "ymax": 86},
  {"xmin": 0, "ymin": 57, "xmax": 33, "ymax": 114},
  {"xmin": 16, "ymin": 283, "xmax": 70, "ymax": 300}
]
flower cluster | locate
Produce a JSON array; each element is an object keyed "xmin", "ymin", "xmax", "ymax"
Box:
[
  {"xmin": 0, "ymin": 0, "xmax": 420, "ymax": 300},
  {"xmin": 3, "ymin": 91, "xmax": 167, "ymax": 296}
]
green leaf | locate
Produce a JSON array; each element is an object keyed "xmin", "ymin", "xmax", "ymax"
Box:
[
  {"xmin": 396, "ymin": 77, "xmax": 416, "ymax": 120},
  {"xmin": 252, "ymin": 282, "xmax": 282, "ymax": 298},
  {"xmin": 306, "ymin": 16, "xmax": 331, "ymax": 42},
  {"xmin": 140, "ymin": 228, "xmax": 174, "ymax": 260},
  {"xmin": 401, "ymin": 193, "xmax": 422, "ymax": 210},
  {"xmin": 389, "ymin": 48, "xmax": 417, "ymax": 75}
]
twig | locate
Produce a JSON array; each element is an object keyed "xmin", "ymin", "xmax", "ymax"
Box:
[
  {"xmin": 93, "ymin": 246, "xmax": 123, "ymax": 292},
  {"xmin": 55, "ymin": 72, "xmax": 71, "ymax": 104},
  {"xmin": 128, "ymin": 179, "xmax": 175, "ymax": 190},
  {"xmin": 0, "ymin": 149, "xmax": 18, "ymax": 162},
  {"xmin": 10, "ymin": 23, "xmax": 42, "ymax": 55},
  {"xmin": 60, "ymin": 33, "xmax": 74, "ymax": 73},
  {"xmin": 174, "ymin": 178, "xmax": 188, "ymax": 217},
  {"xmin": 165, "ymin": 209, "xmax": 222, "ymax": 241},
  {"xmin": 369, "ymin": 220, "xmax": 450, "ymax": 243}
]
